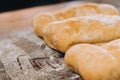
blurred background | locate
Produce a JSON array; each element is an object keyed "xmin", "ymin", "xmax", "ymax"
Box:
[
  {"xmin": 0, "ymin": 0, "xmax": 120, "ymax": 12},
  {"xmin": 0, "ymin": 0, "xmax": 72, "ymax": 12}
]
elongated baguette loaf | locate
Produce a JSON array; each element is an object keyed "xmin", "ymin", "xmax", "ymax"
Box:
[
  {"xmin": 42, "ymin": 15, "xmax": 120, "ymax": 53},
  {"xmin": 65, "ymin": 44, "xmax": 120, "ymax": 80},
  {"xmin": 33, "ymin": 3, "xmax": 119, "ymax": 37},
  {"xmin": 102, "ymin": 39, "xmax": 120, "ymax": 62}
]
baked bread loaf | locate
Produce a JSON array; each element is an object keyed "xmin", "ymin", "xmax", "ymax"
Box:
[
  {"xmin": 33, "ymin": 3, "xmax": 119, "ymax": 37},
  {"xmin": 42, "ymin": 15, "xmax": 120, "ymax": 53},
  {"xmin": 102, "ymin": 39, "xmax": 120, "ymax": 62},
  {"xmin": 65, "ymin": 44, "xmax": 120, "ymax": 80}
]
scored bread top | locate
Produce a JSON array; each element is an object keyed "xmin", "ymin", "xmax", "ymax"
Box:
[
  {"xmin": 42, "ymin": 14, "xmax": 120, "ymax": 53},
  {"xmin": 33, "ymin": 3, "xmax": 119, "ymax": 37},
  {"xmin": 54, "ymin": 3, "xmax": 119, "ymax": 20}
]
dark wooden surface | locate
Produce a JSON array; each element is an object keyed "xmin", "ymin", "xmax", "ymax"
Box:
[
  {"xmin": 0, "ymin": 27, "xmax": 83, "ymax": 80},
  {"xmin": 0, "ymin": 1, "xmax": 120, "ymax": 80},
  {"xmin": 0, "ymin": 1, "xmax": 86, "ymax": 80}
]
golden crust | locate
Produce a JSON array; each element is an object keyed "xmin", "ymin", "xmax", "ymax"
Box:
[
  {"xmin": 102, "ymin": 39, "xmax": 120, "ymax": 62},
  {"xmin": 42, "ymin": 15, "xmax": 120, "ymax": 53},
  {"xmin": 65, "ymin": 44, "xmax": 120, "ymax": 80},
  {"xmin": 33, "ymin": 3, "xmax": 119, "ymax": 37}
]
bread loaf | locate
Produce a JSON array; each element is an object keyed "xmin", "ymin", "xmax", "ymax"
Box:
[
  {"xmin": 42, "ymin": 15, "xmax": 120, "ymax": 53},
  {"xmin": 33, "ymin": 3, "xmax": 119, "ymax": 37},
  {"xmin": 65, "ymin": 44, "xmax": 120, "ymax": 80}
]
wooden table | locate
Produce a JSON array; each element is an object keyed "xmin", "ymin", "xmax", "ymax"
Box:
[{"xmin": 0, "ymin": 1, "xmax": 87, "ymax": 80}]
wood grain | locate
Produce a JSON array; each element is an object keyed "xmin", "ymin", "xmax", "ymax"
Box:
[{"xmin": 0, "ymin": 27, "xmax": 82, "ymax": 80}]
